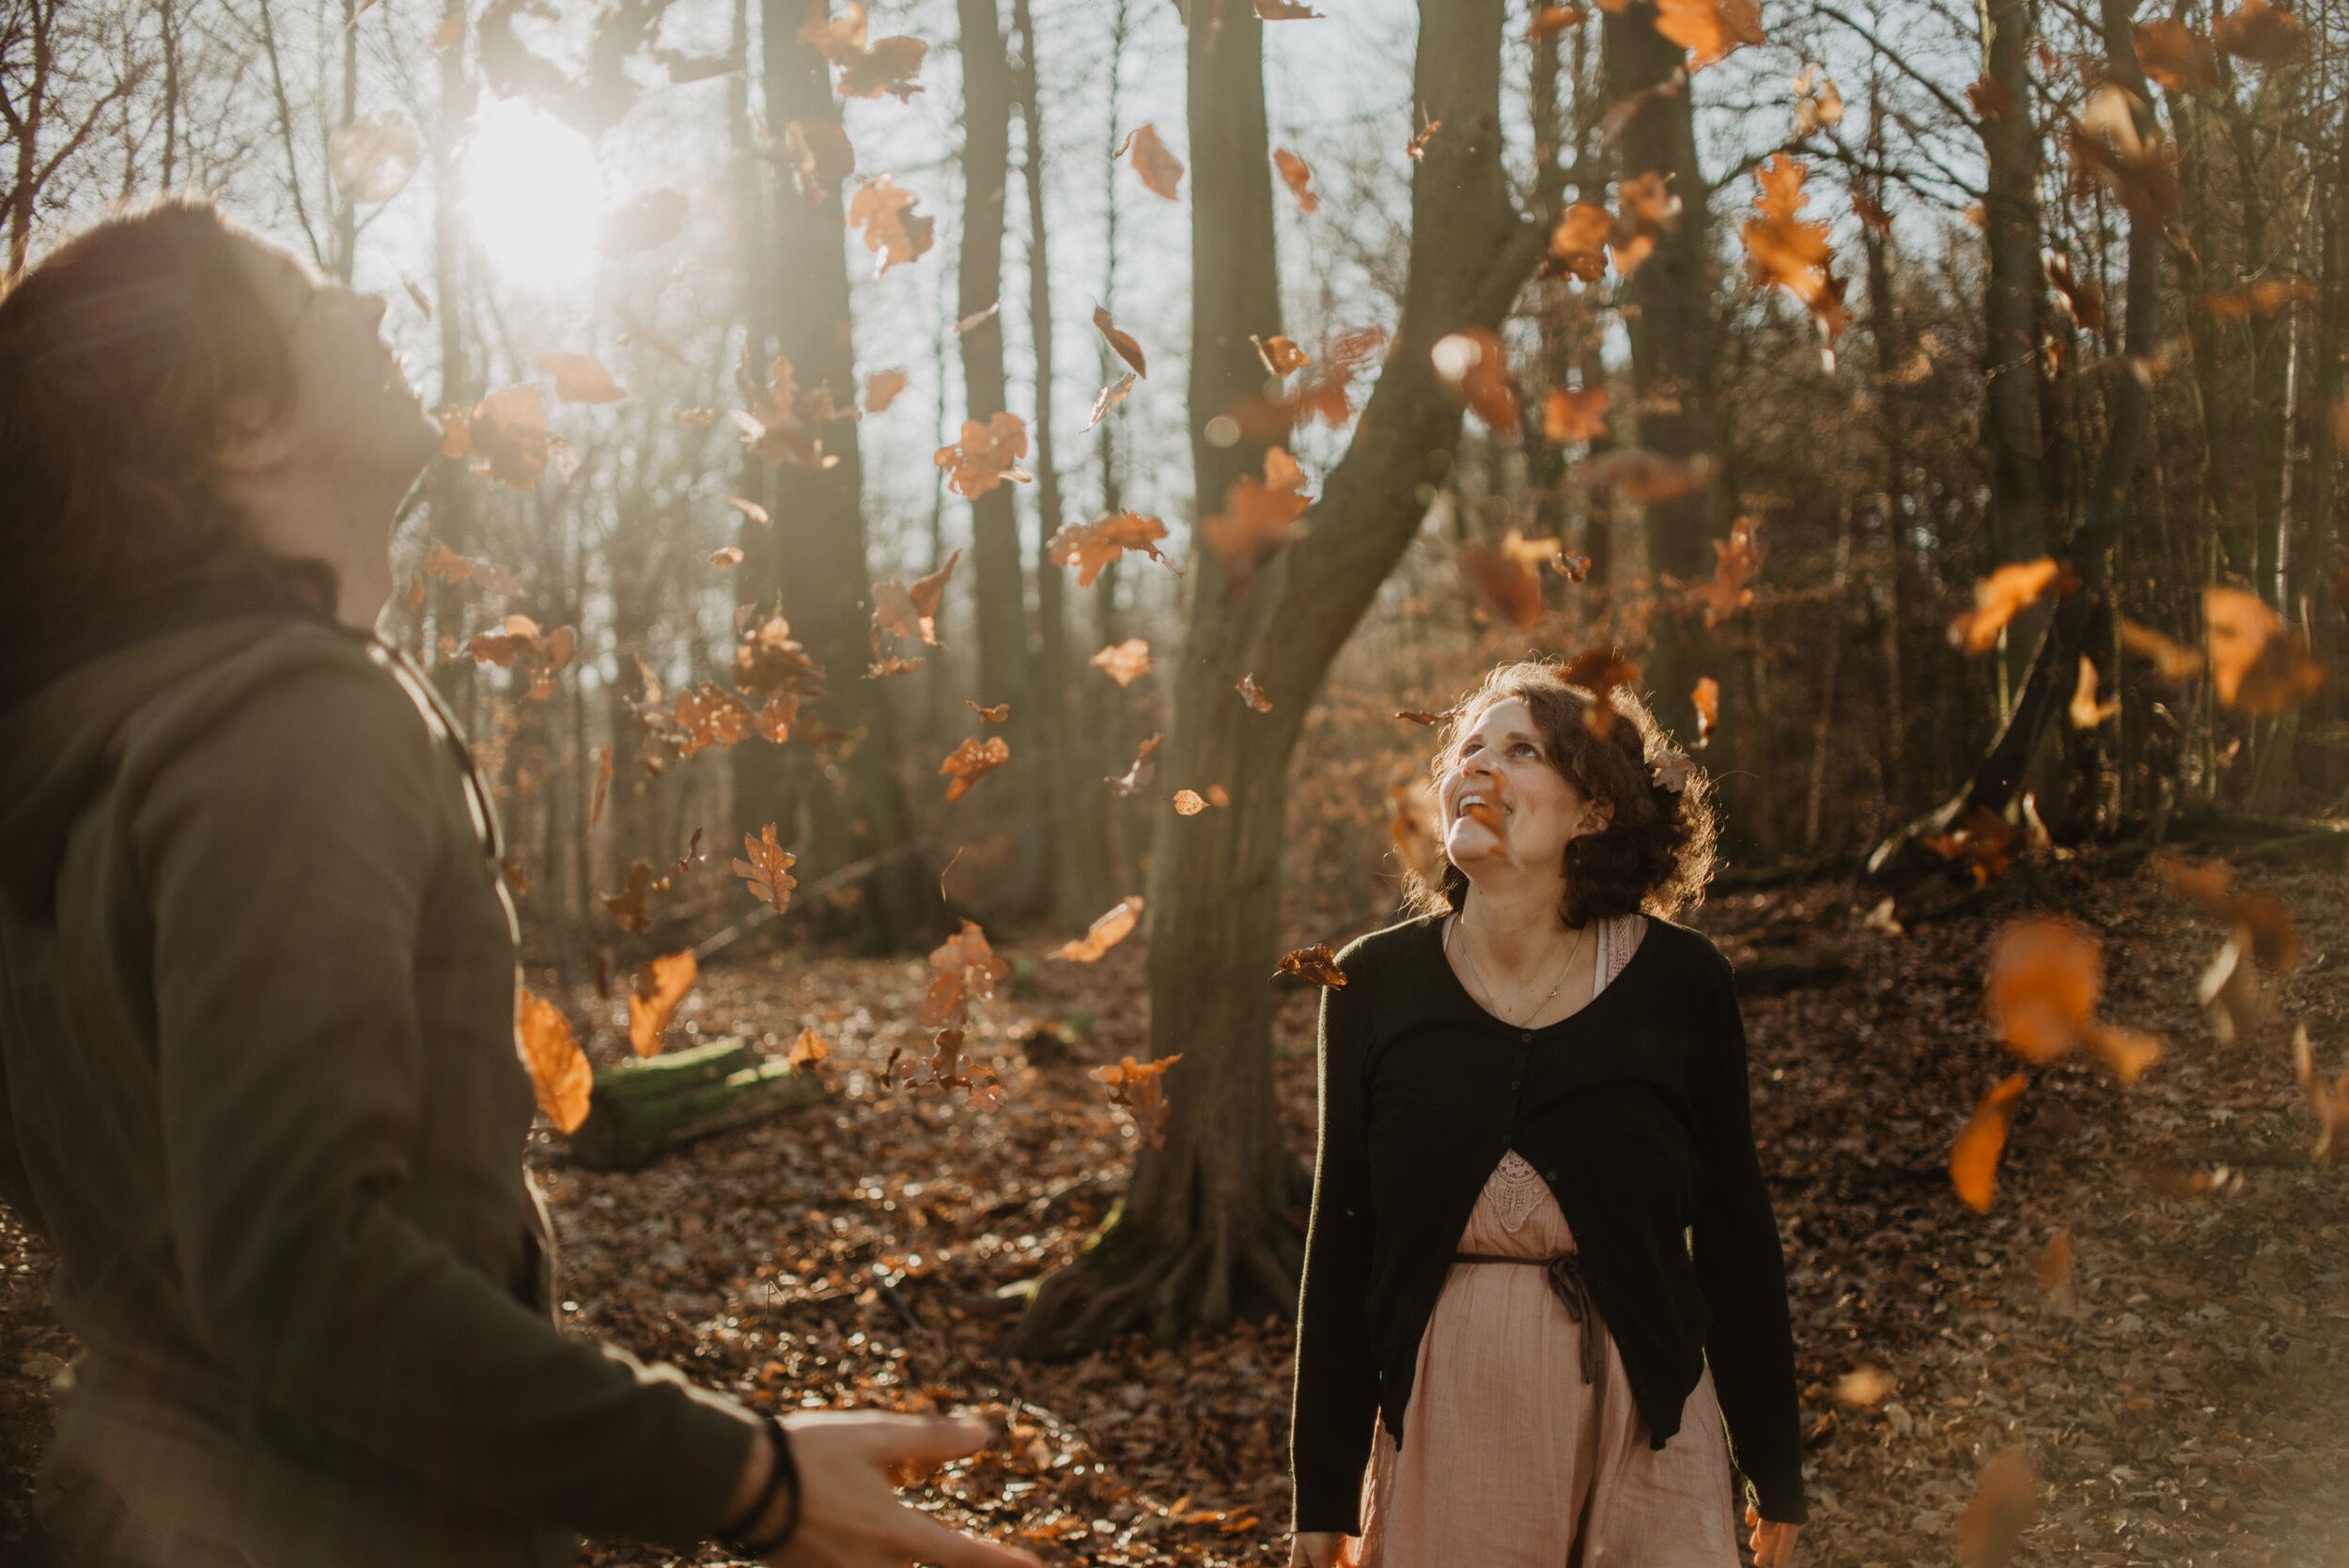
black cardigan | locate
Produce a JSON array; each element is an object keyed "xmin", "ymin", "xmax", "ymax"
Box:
[{"xmin": 1288, "ymin": 911, "xmax": 1807, "ymax": 1532}]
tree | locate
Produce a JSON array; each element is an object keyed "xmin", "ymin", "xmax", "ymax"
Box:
[{"xmin": 1004, "ymin": 0, "xmax": 1547, "ymax": 1354}]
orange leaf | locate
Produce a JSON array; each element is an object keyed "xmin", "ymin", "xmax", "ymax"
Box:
[
  {"xmin": 1199, "ymin": 445, "xmax": 1312, "ymax": 584},
  {"xmin": 1114, "ymin": 122, "xmax": 1184, "ymax": 201},
  {"xmin": 2212, "ymin": 0, "xmax": 2302, "ymax": 62},
  {"xmin": 1106, "ymin": 733, "xmax": 1163, "ymax": 797},
  {"xmin": 848, "ymin": 175, "xmax": 935, "ymax": 273},
  {"xmin": 1955, "ymin": 1446, "xmax": 2040, "ymax": 1566},
  {"xmin": 1276, "ymin": 943, "xmax": 1347, "ymax": 987},
  {"xmin": 1543, "ymin": 386, "xmax": 1610, "ymax": 442},
  {"xmin": 601, "ymin": 830, "xmax": 704, "ymax": 932},
  {"xmin": 1054, "ymin": 895, "xmax": 1144, "ymax": 962},
  {"xmin": 1432, "ymin": 328, "xmax": 1520, "ymax": 434},
  {"xmin": 801, "ymin": 2, "xmax": 927, "ymax": 100},
  {"xmin": 536, "ymin": 351, "xmax": 628, "ymax": 404},
  {"xmin": 1273, "ymin": 147, "xmax": 1319, "ymax": 212},
  {"xmin": 516, "ymin": 987, "xmax": 593, "ymax": 1134},
  {"xmin": 1654, "ymin": 0, "xmax": 1764, "ymax": 69},
  {"xmin": 1948, "ymin": 557, "xmax": 2072, "ymax": 654},
  {"xmin": 444, "ymin": 382, "xmax": 550, "ymax": 489},
  {"xmin": 935, "ymin": 411, "xmax": 1032, "ymax": 496},
  {"xmin": 1950, "ymin": 1073, "xmax": 2028, "ymax": 1213},
  {"xmin": 1457, "ymin": 543, "xmax": 1545, "ymax": 630},
  {"xmin": 1530, "ymin": 4, "xmax": 1587, "ymax": 35},
  {"xmin": 1692, "ymin": 676, "xmax": 1720, "ymax": 743},
  {"xmin": 627, "ymin": 950, "xmax": 698, "ymax": 1058},
  {"xmin": 1252, "ymin": 333, "xmax": 1311, "ymax": 376},
  {"xmin": 1093, "ymin": 1053, "xmax": 1182, "ymax": 1147},
  {"xmin": 2204, "ymin": 585, "xmax": 2324, "ymax": 712},
  {"xmin": 2132, "ymin": 19, "xmax": 2219, "ymax": 89},
  {"xmin": 781, "ymin": 118, "xmax": 856, "ymax": 202},
  {"xmin": 788, "ymin": 1026, "xmax": 832, "ymax": 1070},
  {"xmin": 1172, "ymin": 788, "xmax": 1210, "ymax": 816},
  {"xmin": 941, "ymin": 736, "xmax": 1011, "ymax": 802},
  {"xmin": 1093, "ymin": 306, "xmax": 1148, "ymax": 378},
  {"xmin": 920, "ymin": 919, "xmax": 1010, "ymax": 1029},
  {"xmin": 1237, "ymin": 673, "xmax": 1273, "ymax": 712},
  {"xmin": 731, "ymin": 823, "xmax": 798, "ymax": 913},
  {"xmin": 863, "ymin": 369, "xmax": 910, "ymax": 412},
  {"xmin": 1048, "ymin": 512, "xmax": 1174, "ymax": 586},
  {"xmin": 1090, "ymin": 637, "xmax": 1152, "ymax": 688},
  {"xmin": 968, "ymin": 700, "xmax": 1010, "ymax": 722}
]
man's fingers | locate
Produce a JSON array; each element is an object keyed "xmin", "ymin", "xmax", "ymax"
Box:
[
  {"xmin": 882, "ymin": 1503, "xmax": 1044, "ymax": 1568},
  {"xmin": 866, "ymin": 1412, "xmax": 998, "ymax": 1467}
]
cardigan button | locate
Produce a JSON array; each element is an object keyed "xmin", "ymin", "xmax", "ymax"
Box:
[{"xmin": 1518, "ymin": 1029, "xmax": 1532, "ymax": 1041}]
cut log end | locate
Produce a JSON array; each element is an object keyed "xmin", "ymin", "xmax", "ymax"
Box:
[{"xmin": 568, "ymin": 1034, "xmax": 825, "ymax": 1172}]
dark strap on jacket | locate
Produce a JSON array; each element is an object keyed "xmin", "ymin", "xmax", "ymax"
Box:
[{"xmin": 1453, "ymin": 1250, "xmax": 1608, "ymax": 1387}]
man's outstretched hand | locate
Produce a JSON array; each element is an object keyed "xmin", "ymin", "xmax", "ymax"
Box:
[
  {"xmin": 1744, "ymin": 1501, "xmax": 1801, "ymax": 1568},
  {"xmin": 754, "ymin": 1410, "xmax": 1042, "ymax": 1568}
]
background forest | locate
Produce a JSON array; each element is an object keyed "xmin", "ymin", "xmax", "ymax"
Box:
[{"xmin": 6, "ymin": 0, "xmax": 2349, "ymax": 1560}]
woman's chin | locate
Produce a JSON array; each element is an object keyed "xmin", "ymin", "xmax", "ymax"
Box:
[{"xmin": 1444, "ymin": 823, "xmax": 1508, "ymax": 865}]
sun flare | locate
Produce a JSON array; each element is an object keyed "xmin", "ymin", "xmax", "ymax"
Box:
[{"xmin": 462, "ymin": 98, "xmax": 602, "ymax": 290}]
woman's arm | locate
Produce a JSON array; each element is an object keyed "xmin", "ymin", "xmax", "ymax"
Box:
[
  {"xmin": 1289, "ymin": 977, "xmax": 1379, "ymax": 1535},
  {"xmin": 1689, "ymin": 967, "xmax": 1809, "ymax": 1527}
]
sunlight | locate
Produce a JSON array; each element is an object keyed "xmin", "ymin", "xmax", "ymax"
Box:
[{"xmin": 462, "ymin": 98, "xmax": 602, "ymax": 291}]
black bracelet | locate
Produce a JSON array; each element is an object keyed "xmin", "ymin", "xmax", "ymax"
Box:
[{"xmin": 719, "ymin": 1415, "xmax": 801, "ymax": 1558}]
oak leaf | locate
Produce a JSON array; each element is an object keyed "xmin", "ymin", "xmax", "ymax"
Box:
[
  {"xmin": 1653, "ymin": 0, "xmax": 1763, "ymax": 68},
  {"xmin": 1276, "ymin": 944, "xmax": 1346, "ymax": 987},
  {"xmin": 801, "ymin": 2, "xmax": 927, "ymax": 99},
  {"xmin": 935, "ymin": 411, "xmax": 1033, "ymax": 496},
  {"xmin": 1094, "ymin": 1054, "xmax": 1181, "ymax": 1148},
  {"xmin": 848, "ymin": 176, "xmax": 935, "ymax": 274},
  {"xmin": 920, "ymin": 919, "xmax": 1010, "ymax": 1029},
  {"xmin": 731, "ymin": 823, "xmax": 798, "ymax": 914},
  {"xmin": 1089, "ymin": 637, "xmax": 1152, "ymax": 688},
  {"xmin": 1048, "ymin": 512, "xmax": 1174, "ymax": 587},
  {"xmin": 1199, "ymin": 445, "xmax": 1312, "ymax": 584}
]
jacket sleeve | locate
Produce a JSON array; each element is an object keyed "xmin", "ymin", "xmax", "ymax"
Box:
[
  {"xmin": 1289, "ymin": 973, "xmax": 1379, "ymax": 1534},
  {"xmin": 1689, "ymin": 966, "xmax": 1808, "ymax": 1526},
  {"xmin": 135, "ymin": 651, "xmax": 762, "ymax": 1548}
]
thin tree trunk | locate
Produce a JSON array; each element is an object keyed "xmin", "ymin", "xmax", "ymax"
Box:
[
  {"xmin": 1005, "ymin": 0, "xmax": 1544, "ymax": 1357},
  {"xmin": 956, "ymin": 0, "xmax": 1045, "ymax": 911},
  {"xmin": 1860, "ymin": 88, "xmax": 1909, "ymax": 819}
]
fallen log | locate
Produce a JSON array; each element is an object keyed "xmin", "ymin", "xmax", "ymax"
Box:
[{"xmin": 568, "ymin": 1035, "xmax": 824, "ymax": 1172}]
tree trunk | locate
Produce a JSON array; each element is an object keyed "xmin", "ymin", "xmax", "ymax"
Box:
[
  {"xmin": 427, "ymin": 0, "xmax": 477, "ymax": 709},
  {"xmin": 1011, "ymin": 0, "xmax": 1100, "ymax": 924},
  {"xmin": 1859, "ymin": 89, "xmax": 1909, "ymax": 820},
  {"xmin": 956, "ymin": 0, "xmax": 1046, "ymax": 911},
  {"xmin": 1003, "ymin": 0, "xmax": 1544, "ymax": 1358},
  {"xmin": 1600, "ymin": 4, "xmax": 1744, "ymax": 844},
  {"xmin": 742, "ymin": 0, "xmax": 942, "ymax": 950}
]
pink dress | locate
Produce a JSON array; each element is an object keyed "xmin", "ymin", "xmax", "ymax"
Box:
[{"xmin": 1356, "ymin": 914, "xmax": 1743, "ymax": 1568}]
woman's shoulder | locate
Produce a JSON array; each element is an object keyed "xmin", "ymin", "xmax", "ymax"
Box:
[
  {"xmin": 1626, "ymin": 912, "xmax": 1735, "ymax": 986},
  {"xmin": 1330, "ymin": 910, "xmax": 1444, "ymax": 982}
]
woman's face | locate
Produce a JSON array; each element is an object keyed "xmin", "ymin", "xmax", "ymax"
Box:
[{"xmin": 1439, "ymin": 695, "xmax": 1610, "ymax": 877}]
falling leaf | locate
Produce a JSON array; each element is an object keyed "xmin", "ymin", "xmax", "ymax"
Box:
[
  {"xmin": 1107, "ymin": 733, "xmax": 1163, "ymax": 796},
  {"xmin": 1562, "ymin": 648, "xmax": 1641, "ymax": 740},
  {"xmin": 734, "ymin": 351, "xmax": 852, "ymax": 470},
  {"xmin": 603, "ymin": 830, "xmax": 705, "ymax": 931},
  {"xmin": 863, "ymin": 368, "xmax": 909, "ymax": 412},
  {"xmin": 731, "ymin": 823, "xmax": 798, "ymax": 914},
  {"xmin": 936, "ymin": 411, "xmax": 1032, "ymax": 496},
  {"xmin": 627, "ymin": 950, "xmax": 698, "ymax": 1058},
  {"xmin": 1951, "ymin": 1072, "xmax": 2029, "ymax": 1213},
  {"xmin": 873, "ymin": 547, "xmax": 958, "ymax": 646},
  {"xmin": 788, "ymin": 1026, "xmax": 831, "ymax": 1070},
  {"xmin": 2291, "ymin": 1024, "xmax": 2349, "ymax": 1165},
  {"xmin": 1791, "ymin": 62, "xmax": 1843, "ymax": 132},
  {"xmin": 710, "ymin": 547, "xmax": 745, "ymax": 569},
  {"xmin": 968, "ymin": 700, "xmax": 1010, "ymax": 722},
  {"xmin": 1968, "ymin": 75, "xmax": 2015, "ymax": 120},
  {"xmin": 2133, "ymin": 20, "xmax": 2219, "ymax": 90},
  {"xmin": 1921, "ymin": 805, "xmax": 2024, "ymax": 887},
  {"xmin": 516, "ymin": 987, "xmax": 593, "ymax": 1134},
  {"xmin": 1692, "ymin": 676, "xmax": 1721, "ymax": 744},
  {"xmin": 954, "ymin": 301, "xmax": 1001, "ymax": 334},
  {"xmin": 1985, "ymin": 914, "xmax": 2164, "ymax": 1083},
  {"xmin": 1531, "ymin": 5, "xmax": 1588, "ymax": 36},
  {"xmin": 673, "ymin": 406, "xmax": 722, "ymax": 425},
  {"xmin": 2035, "ymin": 1227, "xmax": 2077, "ymax": 1309},
  {"xmin": 2212, "ymin": 0, "xmax": 2302, "ymax": 62},
  {"xmin": 1395, "ymin": 708, "xmax": 1451, "ymax": 725},
  {"xmin": 1114, "ymin": 122, "xmax": 1184, "ymax": 201},
  {"xmin": 537, "ymin": 352, "xmax": 628, "ymax": 405},
  {"xmin": 1834, "ymin": 1365, "xmax": 1894, "ymax": 1405},
  {"xmin": 941, "ymin": 736, "xmax": 1011, "ymax": 802},
  {"xmin": 801, "ymin": 2, "xmax": 927, "ymax": 100},
  {"xmin": 920, "ymin": 919, "xmax": 1011, "ymax": 1029},
  {"xmin": 848, "ymin": 176, "xmax": 936, "ymax": 274},
  {"xmin": 1742, "ymin": 154, "xmax": 1847, "ymax": 365},
  {"xmin": 1084, "ymin": 371, "xmax": 1138, "ymax": 431},
  {"xmin": 782, "ymin": 118, "xmax": 856, "ymax": 201},
  {"xmin": 1237, "ymin": 674, "xmax": 1273, "ymax": 712},
  {"xmin": 1949, "ymin": 558, "xmax": 2076, "ymax": 654},
  {"xmin": 1548, "ymin": 203, "xmax": 1613, "ymax": 281},
  {"xmin": 1653, "ymin": 0, "xmax": 1764, "ymax": 69},
  {"xmin": 728, "ymin": 497, "xmax": 772, "ymax": 527},
  {"xmin": 1543, "ymin": 386, "xmax": 1610, "ymax": 442},
  {"xmin": 2068, "ymin": 655, "xmax": 2118, "ymax": 728},
  {"xmin": 1276, "ymin": 944, "xmax": 1347, "ymax": 987},
  {"xmin": 596, "ymin": 187, "xmax": 689, "ymax": 255},
  {"xmin": 1094, "ymin": 1054, "xmax": 1182, "ymax": 1147},
  {"xmin": 1054, "ymin": 896, "xmax": 1144, "ymax": 962},
  {"xmin": 1407, "ymin": 116, "xmax": 1442, "ymax": 162},
  {"xmin": 442, "ymin": 382, "xmax": 551, "ymax": 490},
  {"xmin": 1200, "ymin": 446, "xmax": 1312, "ymax": 584},
  {"xmin": 1688, "ymin": 515, "xmax": 1766, "ymax": 627},
  {"xmin": 402, "ymin": 278, "xmax": 434, "ymax": 319},
  {"xmin": 1173, "ymin": 789, "xmax": 1210, "ymax": 816},
  {"xmin": 1432, "ymin": 328, "xmax": 1520, "ymax": 434},
  {"xmin": 1090, "ymin": 638, "xmax": 1152, "ymax": 688},
  {"xmin": 1048, "ymin": 512, "xmax": 1174, "ymax": 587},
  {"xmin": 590, "ymin": 744, "xmax": 614, "ymax": 827},
  {"xmin": 754, "ymin": 692, "xmax": 797, "ymax": 743},
  {"xmin": 2067, "ymin": 86, "xmax": 2182, "ymax": 232},
  {"xmin": 1252, "ymin": 334, "xmax": 1311, "ymax": 376},
  {"xmin": 464, "ymin": 613, "xmax": 577, "ymax": 700},
  {"xmin": 1458, "ymin": 543, "xmax": 1545, "ymax": 630},
  {"xmin": 328, "ymin": 111, "xmax": 424, "ymax": 203},
  {"xmin": 1093, "ymin": 306, "xmax": 1148, "ymax": 378},
  {"xmin": 1955, "ymin": 1447, "xmax": 2040, "ymax": 1567},
  {"xmin": 733, "ymin": 612, "xmax": 825, "ymax": 700},
  {"xmin": 1273, "ymin": 148, "xmax": 1319, "ymax": 212},
  {"xmin": 2045, "ymin": 252, "xmax": 2106, "ymax": 334},
  {"xmin": 2204, "ymin": 585, "xmax": 2324, "ymax": 712}
]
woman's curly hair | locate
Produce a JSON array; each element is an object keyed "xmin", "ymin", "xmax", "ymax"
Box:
[{"xmin": 1401, "ymin": 659, "xmax": 1720, "ymax": 927}]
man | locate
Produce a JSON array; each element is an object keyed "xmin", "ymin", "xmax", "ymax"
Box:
[{"xmin": 0, "ymin": 197, "xmax": 1037, "ymax": 1568}]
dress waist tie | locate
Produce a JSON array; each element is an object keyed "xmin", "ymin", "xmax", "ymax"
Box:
[{"xmin": 1453, "ymin": 1250, "xmax": 1607, "ymax": 1388}]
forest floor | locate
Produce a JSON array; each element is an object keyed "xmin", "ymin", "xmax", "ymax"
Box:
[{"xmin": 5, "ymin": 851, "xmax": 2349, "ymax": 1565}]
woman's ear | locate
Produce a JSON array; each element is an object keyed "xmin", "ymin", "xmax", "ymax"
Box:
[{"xmin": 1583, "ymin": 796, "xmax": 1614, "ymax": 835}]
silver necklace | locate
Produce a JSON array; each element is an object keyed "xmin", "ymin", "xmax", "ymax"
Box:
[{"xmin": 1450, "ymin": 909, "xmax": 1587, "ymax": 1028}]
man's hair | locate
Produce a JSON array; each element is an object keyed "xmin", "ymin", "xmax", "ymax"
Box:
[
  {"xmin": 0, "ymin": 195, "xmax": 336, "ymax": 672},
  {"xmin": 1401, "ymin": 659, "xmax": 1720, "ymax": 927}
]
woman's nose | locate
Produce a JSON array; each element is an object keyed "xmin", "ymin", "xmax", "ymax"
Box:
[{"xmin": 358, "ymin": 290, "xmax": 388, "ymax": 330}]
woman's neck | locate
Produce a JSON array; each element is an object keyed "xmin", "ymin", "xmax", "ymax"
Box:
[{"xmin": 1455, "ymin": 883, "xmax": 1579, "ymax": 977}]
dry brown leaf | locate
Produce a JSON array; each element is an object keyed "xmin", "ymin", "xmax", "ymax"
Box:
[
  {"xmin": 935, "ymin": 411, "xmax": 1033, "ymax": 496},
  {"xmin": 801, "ymin": 2, "xmax": 927, "ymax": 100},
  {"xmin": 863, "ymin": 368, "xmax": 910, "ymax": 412},
  {"xmin": 2213, "ymin": 0, "xmax": 2303, "ymax": 62},
  {"xmin": 1273, "ymin": 147, "xmax": 1318, "ymax": 211},
  {"xmin": 1094, "ymin": 1054, "xmax": 1182, "ymax": 1147},
  {"xmin": 1955, "ymin": 1447, "xmax": 2040, "ymax": 1567},
  {"xmin": 1951, "ymin": 1072, "xmax": 2029, "ymax": 1213},
  {"xmin": 1048, "ymin": 512, "xmax": 1174, "ymax": 587},
  {"xmin": 1054, "ymin": 896, "xmax": 1144, "ymax": 962},
  {"xmin": 1237, "ymin": 673, "xmax": 1273, "ymax": 712},
  {"xmin": 1172, "ymin": 788, "xmax": 1210, "ymax": 816},
  {"xmin": 1276, "ymin": 943, "xmax": 1347, "ymax": 987},
  {"xmin": 1543, "ymin": 386, "xmax": 1610, "ymax": 442},
  {"xmin": 627, "ymin": 950, "xmax": 698, "ymax": 1058},
  {"xmin": 1949, "ymin": 558, "xmax": 2075, "ymax": 654},
  {"xmin": 1985, "ymin": 914, "xmax": 2164, "ymax": 1083},
  {"xmin": 920, "ymin": 919, "xmax": 1011, "ymax": 1029},
  {"xmin": 516, "ymin": 987, "xmax": 593, "ymax": 1135},
  {"xmin": 2133, "ymin": 20, "xmax": 2219, "ymax": 90},
  {"xmin": 2204, "ymin": 585, "xmax": 2324, "ymax": 712},
  {"xmin": 848, "ymin": 176, "xmax": 935, "ymax": 274},
  {"xmin": 1107, "ymin": 733, "xmax": 1163, "ymax": 796},
  {"xmin": 941, "ymin": 736, "xmax": 1012, "ymax": 802},
  {"xmin": 1654, "ymin": 0, "xmax": 1764, "ymax": 69},
  {"xmin": 1092, "ymin": 306, "xmax": 1148, "ymax": 378},
  {"xmin": 1090, "ymin": 638, "xmax": 1152, "ymax": 688},
  {"xmin": 2067, "ymin": 654, "xmax": 2118, "ymax": 728},
  {"xmin": 1199, "ymin": 445, "xmax": 1312, "ymax": 584},
  {"xmin": 1114, "ymin": 122, "xmax": 1184, "ymax": 201},
  {"xmin": 731, "ymin": 823, "xmax": 798, "ymax": 914},
  {"xmin": 1431, "ymin": 328, "xmax": 1520, "ymax": 434}
]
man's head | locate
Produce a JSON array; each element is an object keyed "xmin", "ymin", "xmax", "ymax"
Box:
[{"xmin": 0, "ymin": 196, "xmax": 439, "ymax": 664}]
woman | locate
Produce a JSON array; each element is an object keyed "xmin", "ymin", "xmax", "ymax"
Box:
[
  {"xmin": 1288, "ymin": 661, "xmax": 1807, "ymax": 1568},
  {"xmin": 0, "ymin": 199, "xmax": 1035, "ymax": 1568}
]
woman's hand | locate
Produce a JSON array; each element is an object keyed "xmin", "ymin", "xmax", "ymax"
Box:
[
  {"xmin": 1288, "ymin": 1530, "xmax": 1359, "ymax": 1568},
  {"xmin": 752, "ymin": 1410, "xmax": 1043, "ymax": 1568},
  {"xmin": 1744, "ymin": 1501, "xmax": 1800, "ymax": 1568}
]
